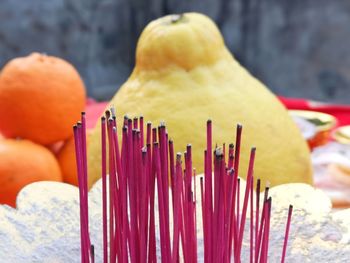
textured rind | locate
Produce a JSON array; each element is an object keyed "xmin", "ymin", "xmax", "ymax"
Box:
[
  {"xmin": 87, "ymin": 12, "xmax": 312, "ymax": 189},
  {"xmin": 0, "ymin": 178, "xmax": 349, "ymax": 262}
]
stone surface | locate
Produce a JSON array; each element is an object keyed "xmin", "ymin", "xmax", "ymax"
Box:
[
  {"xmin": 1, "ymin": 178, "xmax": 350, "ymax": 262},
  {"xmin": 0, "ymin": 0, "xmax": 349, "ymax": 103}
]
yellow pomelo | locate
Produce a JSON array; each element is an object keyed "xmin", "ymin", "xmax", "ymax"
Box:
[{"xmin": 87, "ymin": 13, "xmax": 313, "ymax": 188}]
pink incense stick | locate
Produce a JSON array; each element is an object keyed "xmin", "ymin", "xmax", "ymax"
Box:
[
  {"xmin": 205, "ymin": 120, "xmax": 213, "ymax": 263},
  {"xmin": 250, "ymin": 175, "xmax": 254, "ymax": 263},
  {"xmin": 159, "ymin": 125, "xmax": 171, "ymax": 257},
  {"xmin": 133, "ymin": 117, "xmax": 138, "ymax": 129},
  {"xmin": 255, "ymin": 178, "xmax": 261, "ymax": 262},
  {"xmin": 229, "ymin": 124, "xmax": 242, "ymax": 260},
  {"xmin": 73, "ymin": 124, "xmax": 88, "ymax": 263},
  {"xmin": 139, "ymin": 116, "xmax": 144, "ymax": 147},
  {"xmin": 255, "ymin": 187, "xmax": 270, "ymax": 263},
  {"xmin": 100, "ymin": 117, "xmax": 108, "ymax": 263},
  {"xmin": 148, "ymin": 139, "xmax": 157, "ymax": 263},
  {"xmin": 154, "ymin": 142, "xmax": 170, "ymax": 261},
  {"xmin": 237, "ymin": 147, "xmax": 256, "ymax": 259},
  {"xmin": 80, "ymin": 113, "xmax": 90, "ymax": 250},
  {"xmin": 74, "ymin": 116, "xmax": 295, "ymax": 263},
  {"xmin": 106, "ymin": 119, "xmax": 117, "ymax": 262},
  {"xmin": 281, "ymin": 205, "xmax": 293, "ymax": 263},
  {"xmin": 223, "ymin": 168, "xmax": 235, "ymax": 262},
  {"xmin": 172, "ymin": 153, "xmax": 183, "ymax": 262}
]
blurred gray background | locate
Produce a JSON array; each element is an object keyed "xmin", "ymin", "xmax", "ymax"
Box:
[{"xmin": 1, "ymin": 0, "xmax": 350, "ymax": 103}]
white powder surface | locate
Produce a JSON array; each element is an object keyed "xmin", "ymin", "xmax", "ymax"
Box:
[{"xmin": 0, "ymin": 177, "xmax": 350, "ymax": 262}]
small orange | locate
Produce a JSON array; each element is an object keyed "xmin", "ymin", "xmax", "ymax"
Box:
[
  {"xmin": 0, "ymin": 52, "xmax": 86, "ymax": 145},
  {"xmin": 48, "ymin": 140, "xmax": 65, "ymax": 155},
  {"xmin": 57, "ymin": 136, "xmax": 78, "ymax": 186},
  {"xmin": 0, "ymin": 139, "xmax": 62, "ymax": 207},
  {"xmin": 57, "ymin": 129, "xmax": 93, "ymax": 186}
]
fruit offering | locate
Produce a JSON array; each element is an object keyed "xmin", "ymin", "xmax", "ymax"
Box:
[
  {"xmin": 0, "ymin": 53, "xmax": 86, "ymax": 205},
  {"xmin": 88, "ymin": 13, "xmax": 312, "ymax": 188},
  {"xmin": 0, "ymin": 139, "xmax": 62, "ymax": 206}
]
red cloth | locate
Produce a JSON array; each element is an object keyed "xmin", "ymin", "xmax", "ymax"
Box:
[
  {"xmin": 85, "ymin": 97, "xmax": 350, "ymax": 129},
  {"xmin": 85, "ymin": 99, "xmax": 108, "ymax": 129},
  {"xmin": 279, "ymin": 96, "xmax": 350, "ymax": 127}
]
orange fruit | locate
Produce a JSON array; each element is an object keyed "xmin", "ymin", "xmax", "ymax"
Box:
[
  {"xmin": 0, "ymin": 52, "xmax": 86, "ymax": 145},
  {"xmin": 0, "ymin": 139, "xmax": 62, "ymax": 207},
  {"xmin": 57, "ymin": 129, "xmax": 92, "ymax": 186},
  {"xmin": 57, "ymin": 136, "xmax": 78, "ymax": 186},
  {"xmin": 48, "ymin": 140, "xmax": 65, "ymax": 155}
]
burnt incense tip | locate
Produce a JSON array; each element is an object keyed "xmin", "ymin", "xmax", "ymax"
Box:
[
  {"xmin": 229, "ymin": 143, "xmax": 234, "ymax": 149},
  {"xmin": 90, "ymin": 244, "xmax": 95, "ymax": 259},
  {"xmin": 124, "ymin": 115, "xmax": 129, "ymax": 120},
  {"xmin": 169, "ymin": 139, "xmax": 173, "ymax": 144},
  {"xmin": 147, "ymin": 121, "xmax": 152, "ymax": 126},
  {"xmin": 105, "ymin": 110, "xmax": 111, "ymax": 118},
  {"xmin": 267, "ymin": 197, "xmax": 272, "ymax": 208},
  {"xmin": 289, "ymin": 204, "xmax": 293, "ymax": 210},
  {"xmin": 251, "ymin": 146, "xmax": 257, "ymax": 152},
  {"xmin": 122, "ymin": 126, "xmax": 127, "ymax": 132},
  {"xmin": 81, "ymin": 111, "xmax": 86, "ymax": 116},
  {"xmin": 110, "ymin": 106, "xmax": 116, "ymax": 117},
  {"xmin": 73, "ymin": 124, "xmax": 78, "ymax": 130},
  {"xmin": 214, "ymin": 147, "xmax": 223, "ymax": 157},
  {"xmin": 77, "ymin": 121, "xmax": 82, "ymax": 127},
  {"xmin": 128, "ymin": 118, "xmax": 132, "ymax": 124},
  {"xmin": 176, "ymin": 153, "xmax": 182, "ymax": 161},
  {"xmin": 207, "ymin": 119, "xmax": 212, "ymax": 123},
  {"xmin": 159, "ymin": 121, "xmax": 166, "ymax": 127},
  {"xmin": 264, "ymin": 186, "xmax": 270, "ymax": 194},
  {"xmin": 101, "ymin": 116, "xmax": 106, "ymax": 121}
]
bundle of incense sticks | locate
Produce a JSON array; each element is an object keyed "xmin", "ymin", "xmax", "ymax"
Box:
[{"xmin": 73, "ymin": 111, "xmax": 293, "ymax": 263}]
